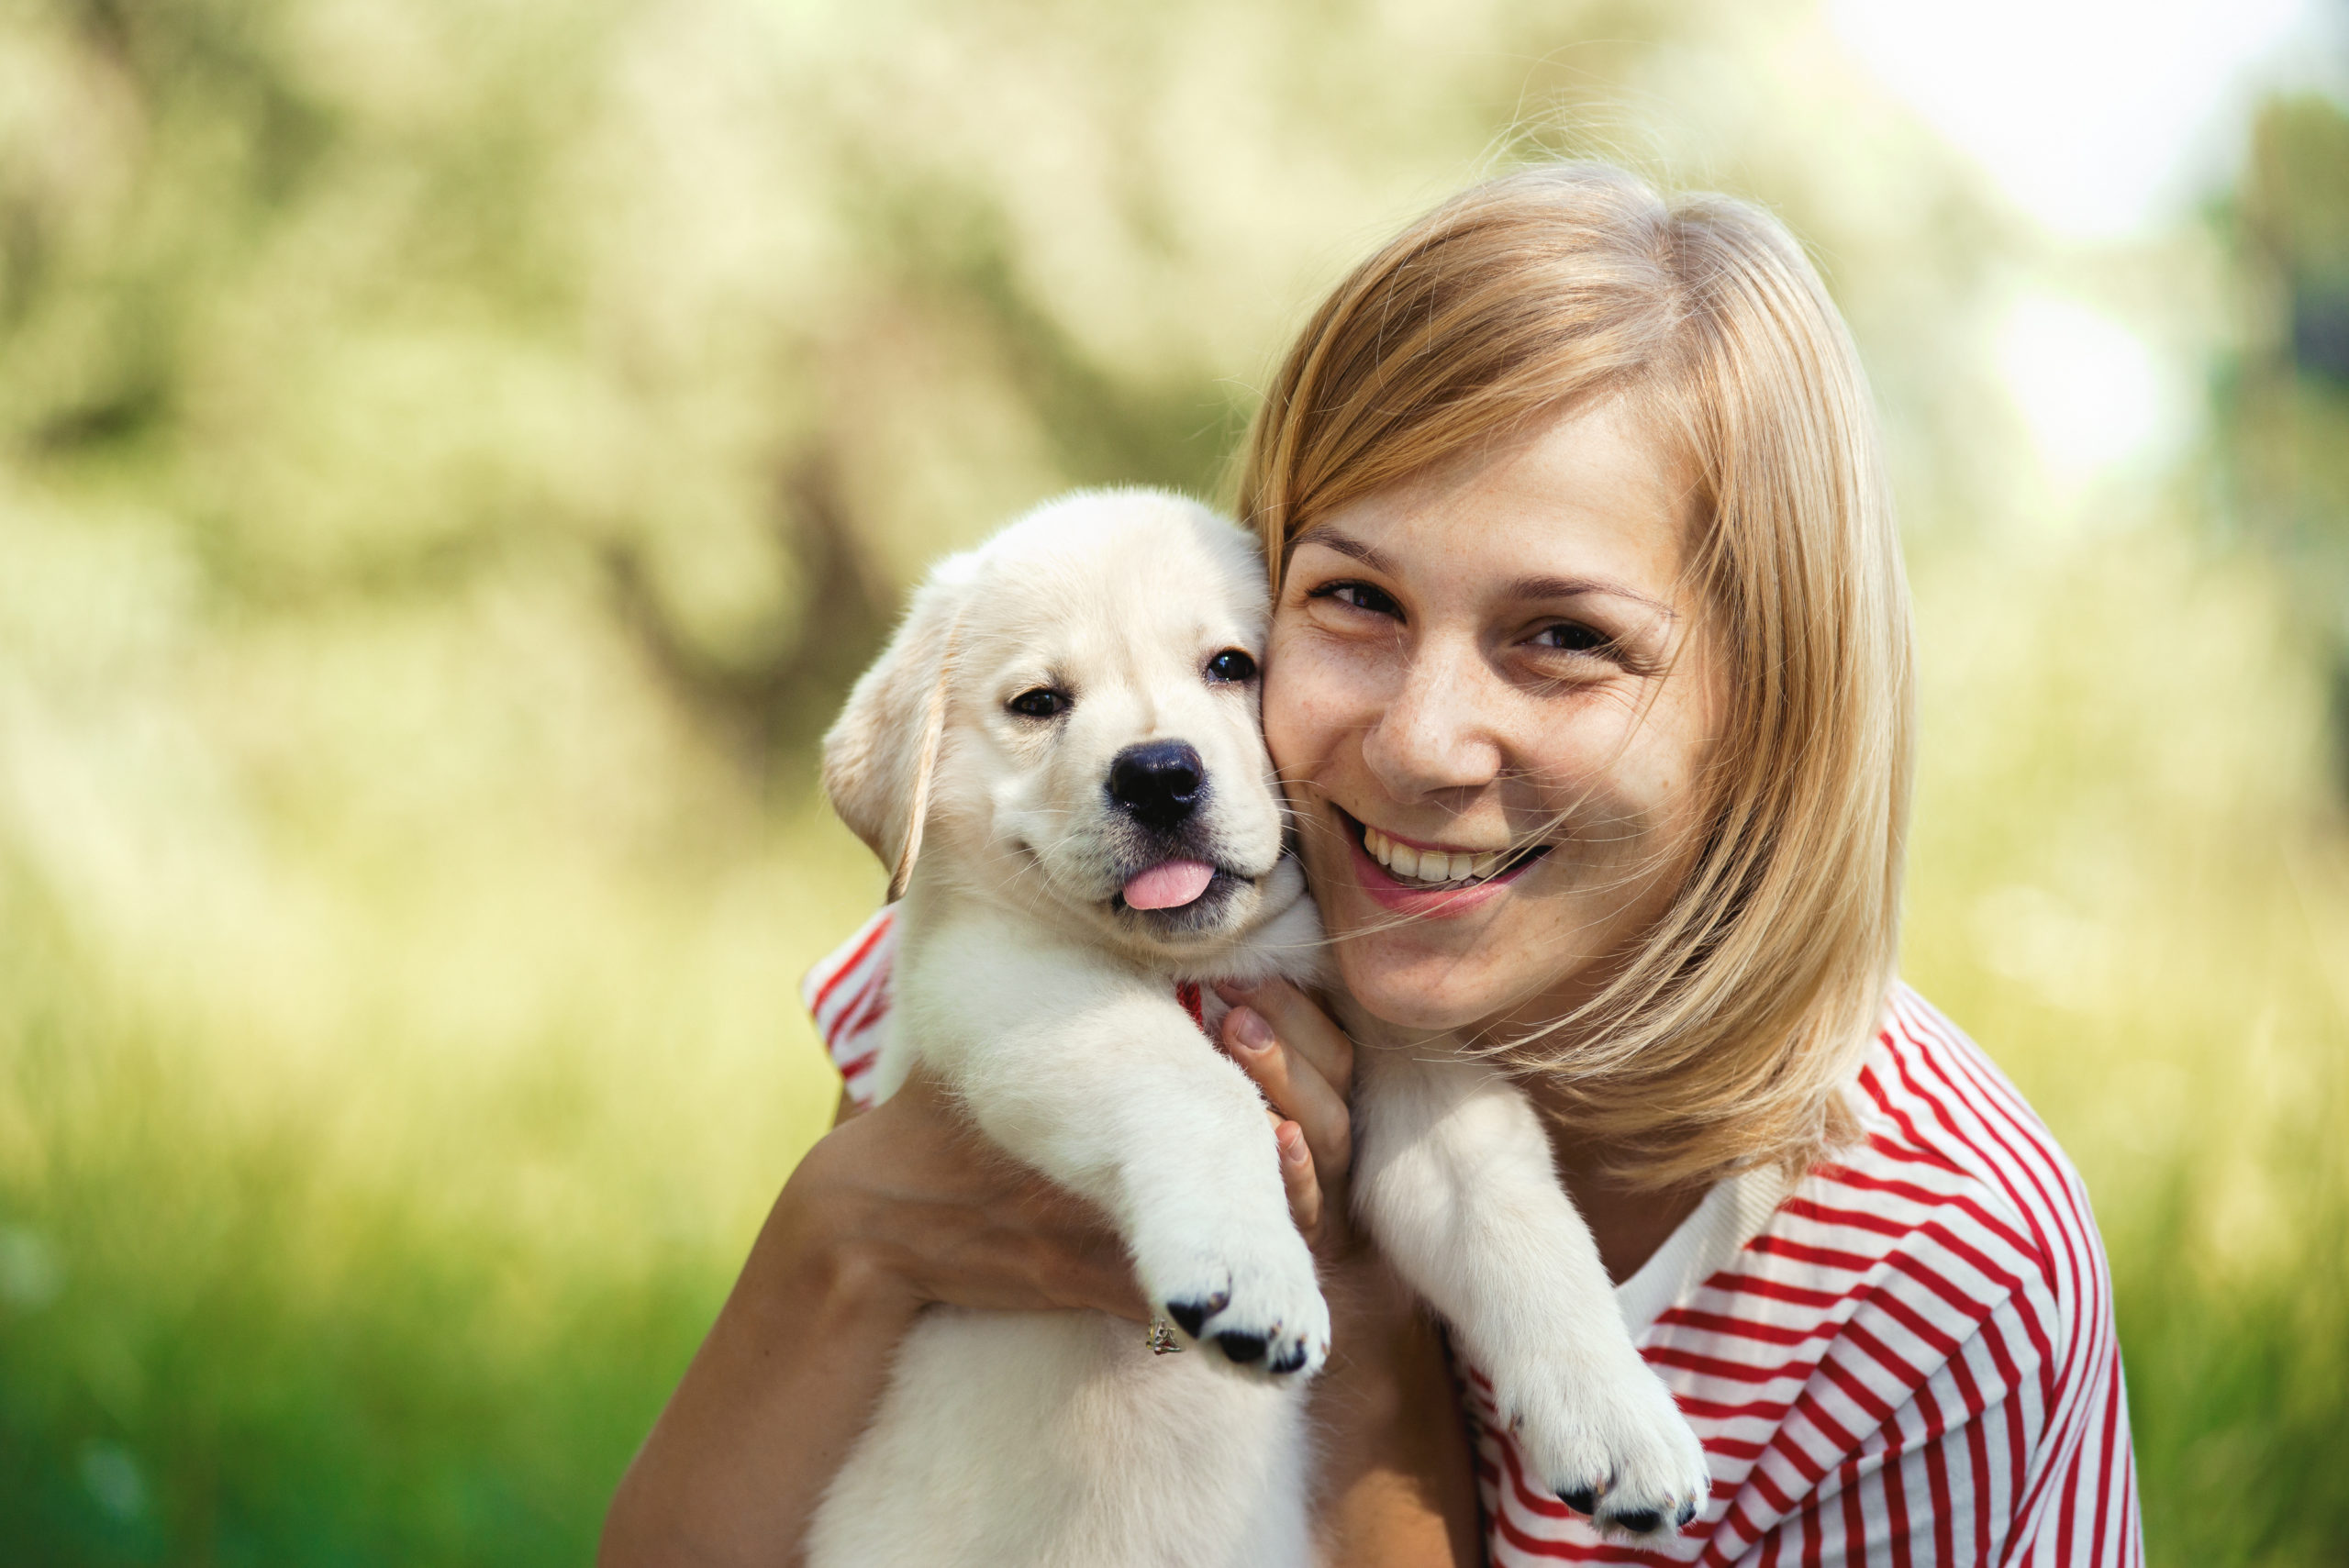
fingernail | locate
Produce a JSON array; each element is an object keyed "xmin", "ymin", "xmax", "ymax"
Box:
[
  {"xmin": 1279, "ymin": 1124, "xmax": 1309, "ymax": 1165},
  {"xmin": 1232, "ymin": 1007, "xmax": 1272, "ymax": 1050}
]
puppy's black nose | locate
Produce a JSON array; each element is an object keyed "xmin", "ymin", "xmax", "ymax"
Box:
[{"xmin": 1108, "ymin": 740, "xmax": 1205, "ymax": 832}]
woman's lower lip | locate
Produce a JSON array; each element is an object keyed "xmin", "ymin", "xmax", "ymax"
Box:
[{"xmin": 1341, "ymin": 821, "xmax": 1534, "ymax": 916}]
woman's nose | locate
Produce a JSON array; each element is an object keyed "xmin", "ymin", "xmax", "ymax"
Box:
[{"xmin": 1359, "ymin": 636, "xmax": 1505, "ymax": 801}]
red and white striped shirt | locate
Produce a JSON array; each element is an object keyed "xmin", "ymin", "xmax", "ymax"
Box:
[
  {"xmin": 802, "ymin": 910, "xmax": 2142, "ymax": 1566},
  {"xmin": 805, "ymin": 908, "xmax": 902, "ymax": 1104}
]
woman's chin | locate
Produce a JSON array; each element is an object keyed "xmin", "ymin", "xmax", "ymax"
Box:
[{"xmin": 1328, "ymin": 943, "xmax": 1512, "ymax": 1035}]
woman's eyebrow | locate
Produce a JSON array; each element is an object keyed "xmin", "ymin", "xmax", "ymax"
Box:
[
  {"xmin": 1512, "ymin": 574, "xmax": 1677, "ymax": 619},
  {"xmin": 1290, "ymin": 526, "xmax": 1397, "ymax": 575}
]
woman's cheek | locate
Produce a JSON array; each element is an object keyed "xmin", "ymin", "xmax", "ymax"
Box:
[
  {"xmin": 1601, "ymin": 686, "xmax": 1720, "ymax": 850},
  {"xmin": 1261, "ymin": 628, "xmax": 1337, "ymax": 777},
  {"xmin": 1265, "ymin": 626, "xmax": 1389, "ymax": 761}
]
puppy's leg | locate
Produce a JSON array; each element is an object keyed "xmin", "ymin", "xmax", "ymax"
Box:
[
  {"xmin": 1352, "ymin": 1047, "xmax": 1710, "ymax": 1535},
  {"xmin": 900, "ymin": 921, "xmax": 1330, "ymax": 1381}
]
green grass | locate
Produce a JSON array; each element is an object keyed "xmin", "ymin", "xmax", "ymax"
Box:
[
  {"xmin": 0, "ymin": 902, "xmax": 714, "ymax": 1565},
  {"xmin": 0, "ymin": 800, "xmax": 874, "ymax": 1564},
  {"xmin": 0, "ymin": 1117, "xmax": 718, "ymax": 1564}
]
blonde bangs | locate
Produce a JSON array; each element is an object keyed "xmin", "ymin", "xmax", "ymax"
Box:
[{"xmin": 1235, "ymin": 165, "xmax": 1914, "ymax": 1188}]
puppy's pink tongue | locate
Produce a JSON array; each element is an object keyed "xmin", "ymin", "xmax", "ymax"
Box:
[{"xmin": 1122, "ymin": 859, "xmax": 1216, "ymax": 910}]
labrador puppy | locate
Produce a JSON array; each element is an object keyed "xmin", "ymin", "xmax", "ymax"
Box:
[{"xmin": 808, "ymin": 490, "xmax": 1709, "ymax": 1568}]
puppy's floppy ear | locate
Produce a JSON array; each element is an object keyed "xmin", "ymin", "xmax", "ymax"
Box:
[{"xmin": 821, "ymin": 557, "xmax": 973, "ymax": 898}]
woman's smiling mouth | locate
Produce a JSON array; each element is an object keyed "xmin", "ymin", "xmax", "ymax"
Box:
[{"xmin": 1334, "ymin": 807, "xmax": 1552, "ymax": 913}]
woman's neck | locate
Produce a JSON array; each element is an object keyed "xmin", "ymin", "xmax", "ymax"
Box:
[{"xmin": 1527, "ymin": 1089, "xmax": 1709, "ymax": 1285}]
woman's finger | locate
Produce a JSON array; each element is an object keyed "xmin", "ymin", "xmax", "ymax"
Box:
[
  {"xmin": 959, "ymin": 1173, "xmax": 1150, "ymax": 1320},
  {"xmin": 864, "ymin": 1070, "xmax": 1151, "ymax": 1320},
  {"xmin": 1221, "ymin": 977, "xmax": 1354, "ymax": 1091},
  {"xmin": 1021, "ymin": 1194, "xmax": 1152, "ymax": 1321},
  {"xmin": 1220, "ymin": 1002, "xmax": 1353, "ymax": 1181},
  {"xmin": 1273, "ymin": 1118, "xmax": 1324, "ymax": 1240}
]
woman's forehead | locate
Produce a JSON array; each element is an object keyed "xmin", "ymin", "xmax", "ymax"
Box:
[{"xmin": 1296, "ymin": 401, "xmax": 1701, "ymax": 607}]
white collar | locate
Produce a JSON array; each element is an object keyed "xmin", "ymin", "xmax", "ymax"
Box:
[{"xmin": 1613, "ymin": 1162, "xmax": 1792, "ymax": 1338}]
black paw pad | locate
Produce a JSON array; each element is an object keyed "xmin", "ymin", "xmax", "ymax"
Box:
[
  {"xmin": 1266, "ymin": 1341, "xmax": 1308, "ymax": 1374},
  {"xmin": 1213, "ymin": 1329, "xmax": 1267, "ymax": 1363},
  {"xmin": 1609, "ymin": 1508, "xmax": 1664, "ymax": 1534},
  {"xmin": 1165, "ymin": 1293, "xmax": 1226, "ymax": 1339},
  {"xmin": 1676, "ymin": 1501, "xmax": 1699, "ymax": 1529},
  {"xmin": 1558, "ymin": 1487, "xmax": 1598, "ymax": 1516}
]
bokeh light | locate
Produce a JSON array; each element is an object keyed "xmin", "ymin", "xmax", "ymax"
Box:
[
  {"xmin": 1997, "ymin": 294, "xmax": 2188, "ymax": 482},
  {"xmin": 1830, "ymin": 0, "xmax": 2326, "ymax": 237}
]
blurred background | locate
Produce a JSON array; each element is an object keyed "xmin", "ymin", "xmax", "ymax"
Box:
[{"xmin": 2, "ymin": 0, "xmax": 2344, "ymax": 1561}]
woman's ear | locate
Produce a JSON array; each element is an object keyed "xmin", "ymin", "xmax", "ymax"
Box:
[{"xmin": 820, "ymin": 558, "xmax": 972, "ymax": 897}]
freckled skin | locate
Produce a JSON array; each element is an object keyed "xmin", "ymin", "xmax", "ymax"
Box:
[{"xmin": 1264, "ymin": 399, "xmax": 1725, "ymax": 1040}]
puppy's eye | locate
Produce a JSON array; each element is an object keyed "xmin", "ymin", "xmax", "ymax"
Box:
[
  {"xmin": 1007, "ymin": 687, "xmax": 1070, "ymax": 719},
  {"xmin": 1205, "ymin": 649, "xmax": 1258, "ymax": 684}
]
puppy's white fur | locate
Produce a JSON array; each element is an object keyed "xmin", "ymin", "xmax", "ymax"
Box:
[{"xmin": 809, "ymin": 491, "xmax": 1708, "ymax": 1568}]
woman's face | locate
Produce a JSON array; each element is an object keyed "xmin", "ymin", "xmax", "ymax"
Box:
[{"xmin": 1264, "ymin": 397, "xmax": 1723, "ymax": 1038}]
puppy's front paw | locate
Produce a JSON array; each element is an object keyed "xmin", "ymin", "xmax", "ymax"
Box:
[
  {"xmin": 1142, "ymin": 1227, "xmax": 1330, "ymax": 1382},
  {"xmin": 1501, "ymin": 1346, "xmax": 1711, "ymax": 1538}
]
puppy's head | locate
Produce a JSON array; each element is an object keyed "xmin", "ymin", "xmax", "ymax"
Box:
[{"xmin": 822, "ymin": 489, "xmax": 1295, "ymax": 955}]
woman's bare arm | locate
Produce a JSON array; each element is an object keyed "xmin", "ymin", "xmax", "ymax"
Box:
[
  {"xmin": 597, "ymin": 1074, "xmax": 1144, "ymax": 1568},
  {"xmin": 1308, "ymin": 1252, "xmax": 1485, "ymax": 1566},
  {"xmin": 598, "ymin": 1140, "xmax": 912, "ymax": 1568}
]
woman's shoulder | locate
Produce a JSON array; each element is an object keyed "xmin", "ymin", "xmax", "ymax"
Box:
[
  {"xmin": 1646, "ymin": 981, "xmax": 2116, "ymax": 1435},
  {"xmin": 1832, "ymin": 984, "xmax": 2110, "ymax": 1327},
  {"xmin": 1591, "ymin": 988, "xmax": 2137, "ymax": 1562}
]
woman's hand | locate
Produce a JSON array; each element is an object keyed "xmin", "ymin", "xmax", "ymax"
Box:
[
  {"xmin": 1214, "ymin": 979, "xmax": 1483, "ymax": 1567},
  {"xmin": 607, "ymin": 995, "xmax": 1474, "ymax": 1568},
  {"xmin": 814, "ymin": 1068, "xmax": 1147, "ymax": 1320},
  {"xmin": 823, "ymin": 995, "xmax": 1361, "ymax": 1327},
  {"xmin": 1214, "ymin": 978, "xmax": 1359, "ymax": 1261}
]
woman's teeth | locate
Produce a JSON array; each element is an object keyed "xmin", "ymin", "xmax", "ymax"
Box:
[{"xmin": 1363, "ymin": 826, "xmax": 1502, "ymax": 885}]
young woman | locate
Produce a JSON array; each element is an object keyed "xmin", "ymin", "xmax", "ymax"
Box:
[{"xmin": 602, "ymin": 165, "xmax": 2141, "ymax": 1567}]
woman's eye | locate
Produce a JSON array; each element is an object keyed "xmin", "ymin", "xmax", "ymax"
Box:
[
  {"xmin": 1533, "ymin": 622, "xmax": 1611, "ymax": 654},
  {"xmin": 1007, "ymin": 687, "xmax": 1070, "ymax": 719},
  {"xmin": 1310, "ymin": 581, "xmax": 1402, "ymax": 618},
  {"xmin": 1205, "ymin": 649, "xmax": 1258, "ymax": 684}
]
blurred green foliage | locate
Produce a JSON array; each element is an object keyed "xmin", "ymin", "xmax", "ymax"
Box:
[
  {"xmin": 2216, "ymin": 91, "xmax": 2349, "ymax": 790},
  {"xmin": 0, "ymin": 0, "xmax": 2343, "ymax": 1562}
]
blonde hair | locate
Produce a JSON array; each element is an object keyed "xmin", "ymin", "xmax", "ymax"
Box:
[{"xmin": 1236, "ymin": 164, "xmax": 1914, "ymax": 1188}]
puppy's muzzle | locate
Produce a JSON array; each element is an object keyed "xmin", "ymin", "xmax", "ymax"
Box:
[{"xmin": 1108, "ymin": 740, "xmax": 1205, "ymax": 834}]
